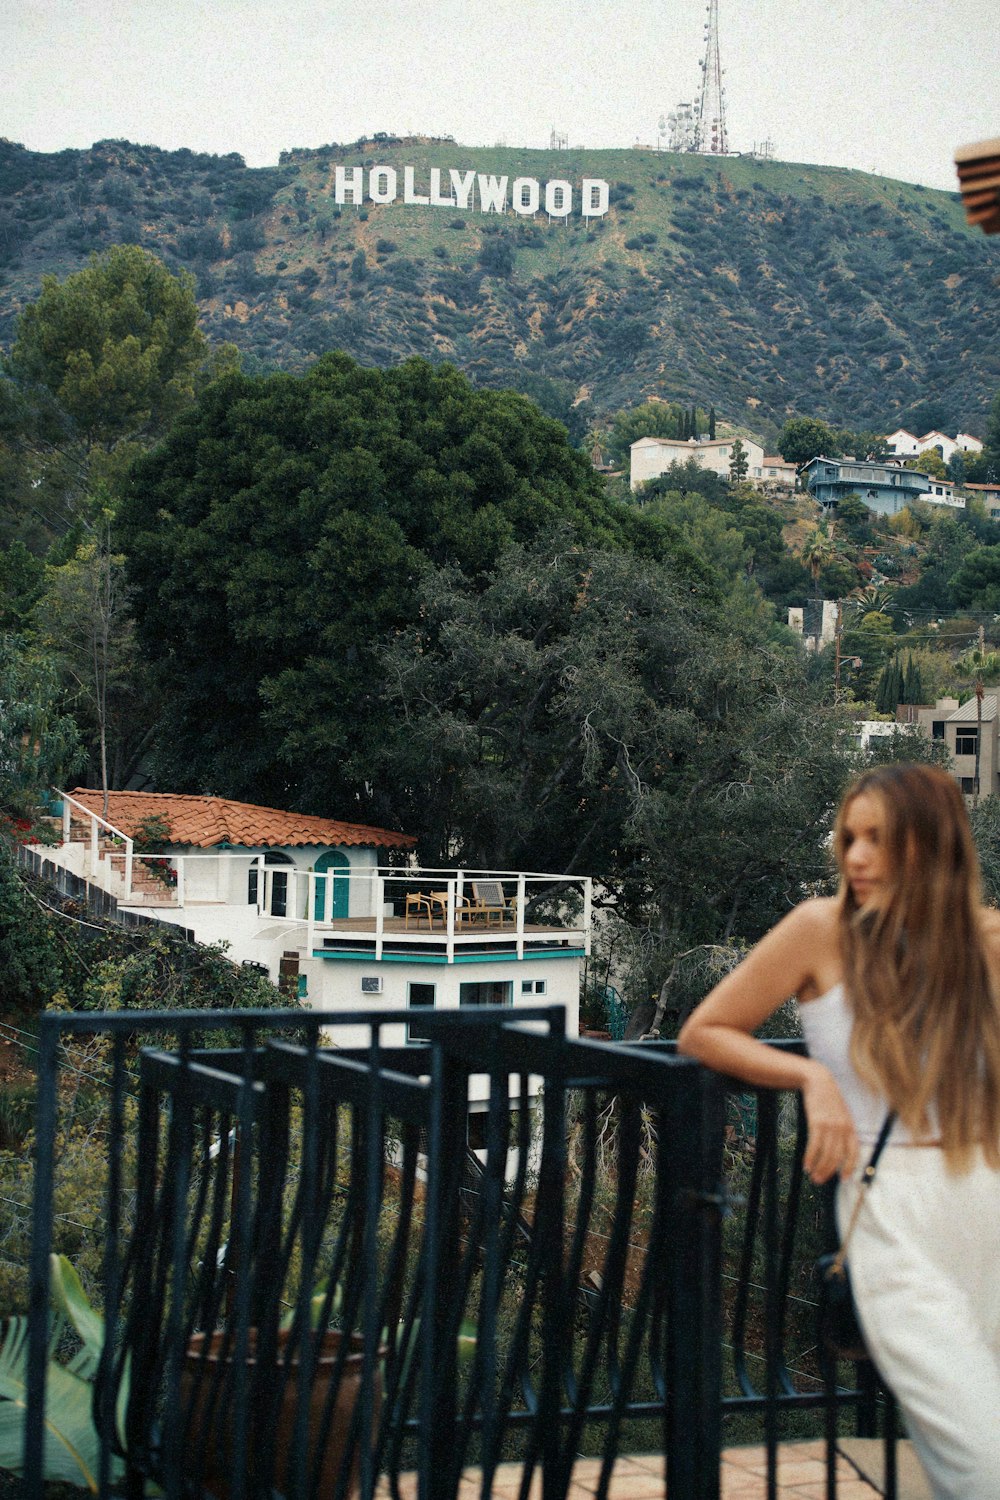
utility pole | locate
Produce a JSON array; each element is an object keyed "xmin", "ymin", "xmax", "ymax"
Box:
[{"xmin": 833, "ymin": 601, "xmax": 843, "ymax": 702}]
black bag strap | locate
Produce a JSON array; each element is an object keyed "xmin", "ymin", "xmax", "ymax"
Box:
[
  {"xmin": 828, "ymin": 1111, "xmax": 896, "ymax": 1274},
  {"xmin": 866, "ymin": 1109, "xmax": 897, "ymax": 1176}
]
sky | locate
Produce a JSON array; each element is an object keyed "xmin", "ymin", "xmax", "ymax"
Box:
[{"xmin": 4, "ymin": 0, "xmax": 997, "ymax": 191}]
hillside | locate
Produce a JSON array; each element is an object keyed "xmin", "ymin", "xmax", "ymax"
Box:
[{"xmin": 1, "ymin": 134, "xmax": 999, "ymax": 438}]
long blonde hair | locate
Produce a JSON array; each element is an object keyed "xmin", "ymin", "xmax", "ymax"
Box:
[{"xmin": 834, "ymin": 762, "xmax": 1000, "ymax": 1169}]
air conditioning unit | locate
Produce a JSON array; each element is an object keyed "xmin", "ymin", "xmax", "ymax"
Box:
[{"xmin": 360, "ymin": 976, "xmax": 383, "ymax": 995}]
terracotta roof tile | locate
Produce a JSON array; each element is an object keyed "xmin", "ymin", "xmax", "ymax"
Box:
[{"xmin": 67, "ymin": 789, "xmax": 416, "ymax": 851}]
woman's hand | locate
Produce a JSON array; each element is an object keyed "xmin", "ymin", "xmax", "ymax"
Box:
[{"xmin": 801, "ymin": 1064, "xmax": 859, "ymax": 1184}]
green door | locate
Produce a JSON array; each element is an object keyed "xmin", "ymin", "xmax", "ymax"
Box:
[{"xmin": 314, "ymin": 850, "xmax": 350, "ymax": 921}]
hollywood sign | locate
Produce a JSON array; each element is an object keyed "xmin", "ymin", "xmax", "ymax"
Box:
[{"xmin": 333, "ymin": 165, "xmax": 610, "ymax": 218}]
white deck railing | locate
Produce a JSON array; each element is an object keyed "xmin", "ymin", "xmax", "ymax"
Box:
[{"xmin": 49, "ymin": 793, "xmax": 591, "ymax": 962}]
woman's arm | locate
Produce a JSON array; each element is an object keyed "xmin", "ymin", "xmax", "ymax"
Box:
[{"xmin": 677, "ymin": 901, "xmax": 859, "ymax": 1183}]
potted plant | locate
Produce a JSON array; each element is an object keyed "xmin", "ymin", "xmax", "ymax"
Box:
[{"xmin": 182, "ymin": 1323, "xmax": 379, "ymax": 1500}]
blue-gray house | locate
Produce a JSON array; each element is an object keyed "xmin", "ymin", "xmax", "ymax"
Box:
[{"xmin": 801, "ymin": 457, "xmax": 931, "ymax": 516}]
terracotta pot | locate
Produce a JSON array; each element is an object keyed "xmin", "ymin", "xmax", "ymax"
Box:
[{"xmin": 182, "ymin": 1328, "xmax": 381, "ymax": 1499}]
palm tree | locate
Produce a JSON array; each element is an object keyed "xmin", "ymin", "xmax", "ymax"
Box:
[{"xmin": 801, "ymin": 526, "xmax": 835, "ymax": 645}]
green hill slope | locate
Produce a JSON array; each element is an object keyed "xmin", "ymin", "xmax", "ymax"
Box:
[{"xmin": 1, "ymin": 134, "xmax": 998, "ymax": 438}]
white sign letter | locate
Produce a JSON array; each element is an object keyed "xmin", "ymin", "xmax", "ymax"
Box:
[
  {"xmin": 581, "ymin": 178, "xmax": 610, "ymax": 218},
  {"xmin": 403, "ymin": 166, "xmax": 429, "ymax": 205},
  {"xmin": 477, "ymin": 174, "xmax": 509, "ymax": 213},
  {"xmin": 429, "ymin": 168, "xmax": 455, "ymax": 207},
  {"xmin": 368, "ymin": 166, "xmax": 397, "ymax": 204},
  {"xmin": 544, "ymin": 179, "xmax": 572, "ymax": 217},
  {"xmin": 450, "ymin": 169, "xmax": 476, "ymax": 209},
  {"xmin": 511, "ymin": 177, "xmax": 540, "ymax": 216},
  {"xmin": 334, "ymin": 166, "xmax": 365, "ymax": 205}
]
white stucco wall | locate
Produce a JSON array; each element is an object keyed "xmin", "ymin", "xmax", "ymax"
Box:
[
  {"xmin": 630, "ymin": 436, "xmax": 765, "ymax": 489},
  {"xmin": 303, "ymin": 953, "xmax": 582, "ymax": 1102}
]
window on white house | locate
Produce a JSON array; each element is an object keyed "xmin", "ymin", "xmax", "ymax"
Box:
[
  {"xmin": 407, "ymin": 982, "xmax": 436, "ymax": 1043},
  {"xmin": 956, "ymin": 729, "xmax": 979, "ymax": 756},
  {"xmin": 460, "ymin": 981, "xmax": 512, "ymax": 1008}
]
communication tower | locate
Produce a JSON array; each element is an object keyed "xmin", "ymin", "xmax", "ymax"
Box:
[
  {"xmin": 664, "ymin": 104, "xmax": 698, "ymax": 153},
  {"xmin": 549, "ymin": 128, "xmax": 569, "ymax": 151},
  {"xmin": 692, "ymin": 0, "xmax": 728, "ymax": 155}
]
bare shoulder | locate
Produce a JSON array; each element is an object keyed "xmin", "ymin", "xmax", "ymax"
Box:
[
  {"xmin": 783, "ymin": 896, "xmax": 839, "ymax": 941},
  {"xmin": 781, "ymin": 898, "xmax": 841, "ymax": 1000}
]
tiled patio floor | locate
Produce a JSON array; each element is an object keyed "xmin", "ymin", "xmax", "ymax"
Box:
[{"xmin": 378, "ymin": 1442, "xmax": 880, "ymax": 1497}]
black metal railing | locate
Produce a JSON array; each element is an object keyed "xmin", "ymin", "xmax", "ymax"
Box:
[{"xmin": 23, "ymin": 1008, "xmax": 897, "ymax": 1500}]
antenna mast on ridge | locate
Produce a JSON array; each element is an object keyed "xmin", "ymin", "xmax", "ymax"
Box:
[{"xmin": 692, "ymin": 0, "xmax": 728, "ymax": 155}]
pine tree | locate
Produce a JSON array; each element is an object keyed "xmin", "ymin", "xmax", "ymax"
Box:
[
  {"xmin": 709, "ymin": 406, "xmax": 717, "ymax": 441},
  {"xmin": 903, "ymin": 655, "xmax": 924, "ymax": 704},
  {"xmin": 875, "ymin": 656, "xmax": 905, "ymax": 714},
  {"xmin": 874, "ymin": 660, "xmax": 894, "ymax": 714}
]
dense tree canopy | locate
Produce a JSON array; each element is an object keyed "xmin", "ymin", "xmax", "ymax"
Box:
[
  {"xmin": 0, "ymin": 633, "xmax": 83, "ymax": 824},
  {"xmin": 3, "ymin": 246, "xmax": 214, "ymax": 539},
  {"xmin": 8, "ymin": 245, "xmax": 206, "ymax": 451},
  {"xmin": 606, "ymin": 401, "xmax": 691, "ymax": 465},
  {"xmin": 373, "ymin": 537, "xmax": 855, "ymax": 948},
  {"xmin": 117, "ymin": 354, "xmax": 696, "ymax": 818},
  {"xmin": 777, "ymin": 417, "xmax": 840, "ymax": 466},
  {"xmin": 951, "ymin": 545, "xmax": 1000, "ymax": 613}
]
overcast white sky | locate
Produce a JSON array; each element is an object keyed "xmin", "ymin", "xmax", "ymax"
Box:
[{"xmin": 4, "ymin": 0, "xmax": 997, "ymax": 190}]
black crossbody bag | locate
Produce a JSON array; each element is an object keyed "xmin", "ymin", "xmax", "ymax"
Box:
[{"xmin": 815, "ymin": 1111, "xmax": 896, "ymax": 1361}]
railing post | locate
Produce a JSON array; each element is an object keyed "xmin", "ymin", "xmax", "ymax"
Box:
[
  {"xmin": 124, "ymin": 837, "xmax": 134, "ymax": 899},
  {"xmin": 306, "ymin": 872, "xmax": 316, "ymax": 957},
  {"xmin": 175, "ymin": 855, "xmax": 185, "ymax": 907},
  {"xmin": 61, "ymin": 795, "xmax": 70, "ymax": 843},
  {"xmin": 375, "ymin": 875, "xmax": 384, "ymax": 961},
  {"xmin": 516, "ymin": 874, "xmax": 525, "ymax": 958},
  {"xmin": 664, "ymin": 1062, "xmax": 725, "ymax": 1500},
  {"xmin": 583, "ymin": 878, "xmax": 592, "ymax": 955},
  {"xmin": 90, "ymin": 810, "xmax": 99, "ymax": 871},
  {"xmin": 24, "ymin": 1015, "xmax": 60, "ymax": 1493},
  {"xmin": 420, "ymin": 1040, "xmax": 470, "ymax": 1500},
  {"xmin": 445, "ymin": 879, "xmax": 456, "ymax": 963}
]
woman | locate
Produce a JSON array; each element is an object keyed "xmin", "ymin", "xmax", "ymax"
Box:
[{"xmin": 678, "ymin": 762, "xmax": 1000, "ymax": 1500}]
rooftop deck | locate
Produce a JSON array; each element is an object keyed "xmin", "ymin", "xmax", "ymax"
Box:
[{"xmin": 37, "ymin": 789, "xmax": 592, "ymax": 963}]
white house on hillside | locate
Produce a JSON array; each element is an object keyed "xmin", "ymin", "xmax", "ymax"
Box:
[
  {"xmin": 630, "ymin": 435, "xmax": 766, "ymax": 489},
  {"xmin": 31, "ymin": 790, "xmax": 590, "ymax": 1129},
  {"xmin": 884, "ymin": 428, "xmax": 983, "ymax": 461}
]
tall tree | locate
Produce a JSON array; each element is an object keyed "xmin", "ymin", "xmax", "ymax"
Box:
[
  {"xmin": 903, "ymin": 655, "xmax": 923, "ymax": 705},
  {"xmin": 4, "ymin": 245, "xmax": 209, "ymax": 534},
  {"xmin": 117, "ymin": 355, "xmax": 688, "ymax": 817},
  {"xmin": 606, "ymin": 401, "xmax": 685, "ymax": 465},
  {"xmin": 32, "ymin": 507, "xmax": 148, "ymax": 806},
  {"xmin": 374, "ymin": 538, "xmax": 854, "ymax": 948},
  {"xmin": 0, "ymin": 635, "xmax": 83, "ymax": 825},
  {"xmin": 777, "ymin": 417, "xmax": 840, "ymax": 466},
  {"xmin": 728, "ymin": 438, "xmax": 749, "ymax": 482}
]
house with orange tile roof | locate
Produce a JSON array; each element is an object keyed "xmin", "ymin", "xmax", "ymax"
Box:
[{"xmin": 35, "ymin": 787, "xmax": 589, "ymax": 1122}]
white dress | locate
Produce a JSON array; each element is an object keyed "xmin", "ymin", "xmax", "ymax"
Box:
[{"xmin": 799, "ymin": 983, "xmax": 1000, "ymax": 1500}]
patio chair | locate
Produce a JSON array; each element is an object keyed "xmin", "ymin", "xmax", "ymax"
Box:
[
  {"xmin": 465, "ymin": 880, "xmax": 515, "ymax": 926},
  {"xmin": 404, "ymin": 890, "xmax": 450, "ymax": 928}
]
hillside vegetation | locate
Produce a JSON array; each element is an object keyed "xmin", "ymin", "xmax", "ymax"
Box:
[{"xmin": 1, "ymin": 135, "xmax": 998, "ymax": 438}]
